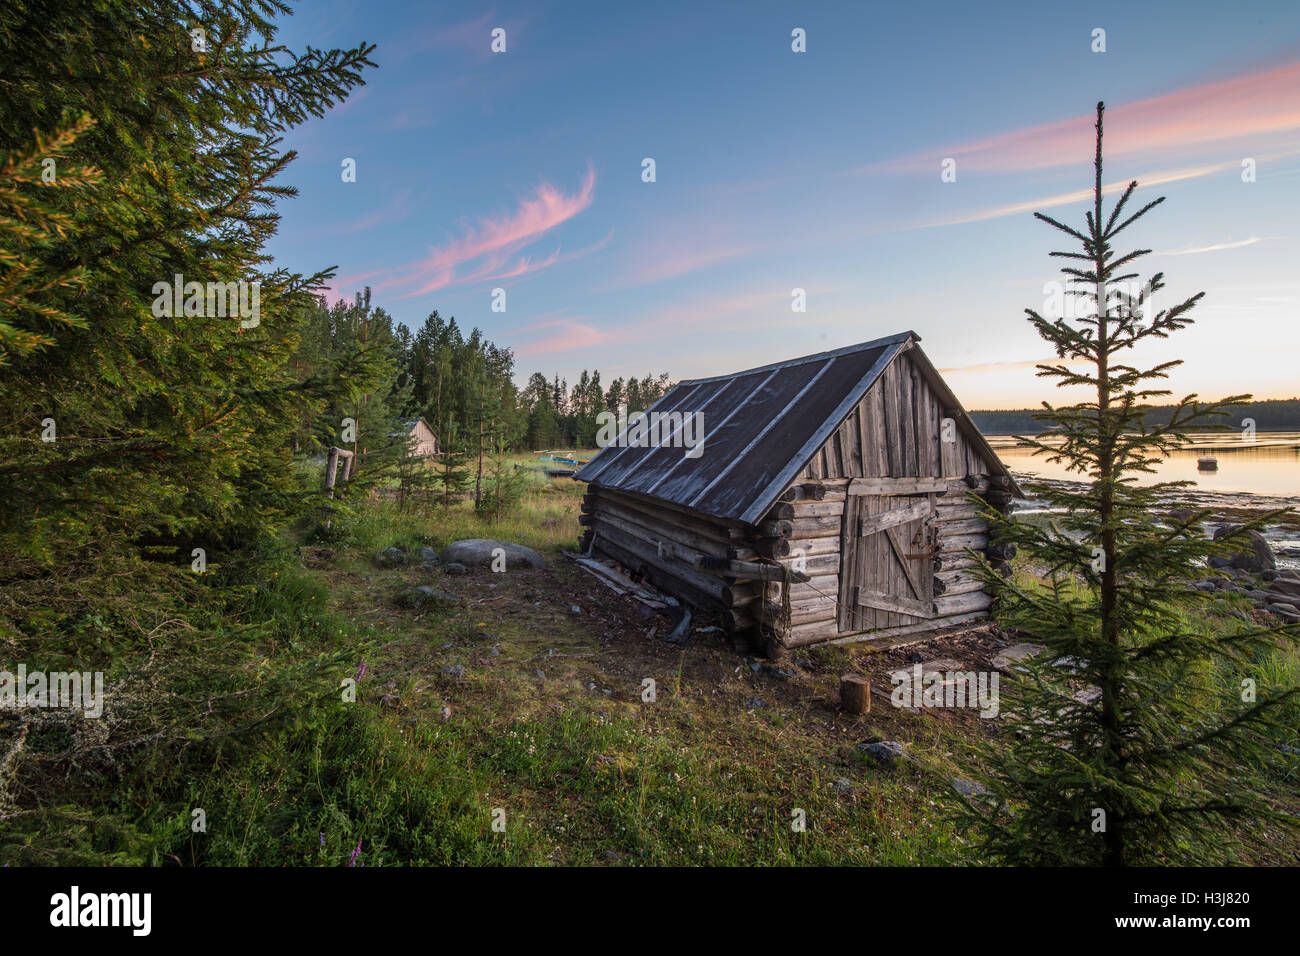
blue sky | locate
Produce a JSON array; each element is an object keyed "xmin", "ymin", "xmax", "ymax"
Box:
[{"xmin": 267, "ymin": 0, "xmax": 1300, "ymax": 409}]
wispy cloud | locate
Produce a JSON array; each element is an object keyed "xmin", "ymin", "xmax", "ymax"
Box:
[
  {"xmin": 513, "ymin": 317, "xmax": 611, "ymax": 357},
  {"xmin": 326, "ymin": 189, "xmax": 415, "ymax": 236},
  {"xmin": 905, "ymin": 156, "xmax": 1282, "ymax": 230},
  {"xmin": 938, "ymin": 357, "xmax": 1088, "ymax": 375},
  {"xmin": 614, "ymin": 239, "xmax": 755, "ymax": 288},
  {"xmin": 1160, "ymin": 235, "xmax": 1274, "ymax": 256},
  {"xmin": 327, "ymin": 166, "xmax": 597, "ymax": 301},
  {"xmin": 862, "ymin": 59, "xmax": 1300, "ymax": 176}
]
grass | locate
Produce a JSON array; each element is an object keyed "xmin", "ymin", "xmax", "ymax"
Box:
[{"xmin": 4, "ymin": 453, "xmax": 1296, "ymax": 865}]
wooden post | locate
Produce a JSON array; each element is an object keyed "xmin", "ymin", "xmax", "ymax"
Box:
[
  {"xmin": 841, "ymin": 674, "xmax": 871, "ymax": 715},
  {"xmin": 325, "ymin": 447, "xmax": 339, "ymax": 497},
  {"xmin": 324, "ymin": 447, "xmax": 354, "ymax": 499}
]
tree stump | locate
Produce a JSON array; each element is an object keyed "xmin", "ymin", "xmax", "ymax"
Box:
[{"xmin": 841, "ymin": 674, "xmax": 871, "ymax": 715}]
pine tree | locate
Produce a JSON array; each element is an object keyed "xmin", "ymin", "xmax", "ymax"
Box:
[
  {"xmin": 0, "ymin": 0, "xmax": 374, "ymax": 615},
  {"xmin": 959, "ymin": 103, "xmax": 1299, "ymax": 865},
  {"xmin": 434, "ymin": 418, "xmax": 472, "ymax": 510}
]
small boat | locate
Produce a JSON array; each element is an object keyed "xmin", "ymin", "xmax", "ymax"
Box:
[{"xmin": 1197, "ymin": 456, "xmax": 1218, "ymax": 471}]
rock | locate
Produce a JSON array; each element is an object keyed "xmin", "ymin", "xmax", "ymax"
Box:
[
  {"xmin": 413, "ymin": 546, "xmax": 439, "ymax": 563},
  {"xmin": 1245, "ymin": 590, "xmax": 1273, "ymax": 603},
  {"xmin": 1190, "ymin": 581, "xmax": 1216, "ymax": 593},
  {"xmin": 374, "ymin": 546, "xmax": 407, "ymax": 568},
  {"xmin": 1212, "ymin": 525, "xmax": 1276, "ymax": 573},
  {"xmin": 440, "ymin": 665, "xmax": 465, "ymax": 679},
  {"xmin": 744, "ymin": 697, "xmax": 766, "ymax": 710},
  {"xmin": 601, "ymin": 849, "xmax": 620, "ymax": 863},
  {"xmin": 860, "ymin": 740, "xmax": 910, "ymax": 766},
  {"xmin": 379, "ymin": 693, "xmax": 400, "ymax": 709},
  {"xmin": 951, "ymin": 778, "xmax": 989, "ymax": 798},
  {"xmin": 1207, "ymin": 556, "xmax": 1232, "ymax": 570},
  {"xmin": 1072, "ymin": 685, "xmax": 1102, "ymax": 704},
  {"xmin": 1267, "ymin": 578, "xmax": 1300, "ymax": 602},
  {"xmin": 1260, "ymin": 569, "xmax": 1279, "ymax": 582},
  {"xmin": 535, "ymin": 669, "xmax": 546, "ymax": 680},
  {"xmin": 991, "ymin": 642, "xmax": 1046, "ymax": 671},
  {"xmin": 831, "ymin": 778, "xmax": 854, "ymax": 794},
  {"xmin": 397, "ymin": 585, "xmax": 461, "ymax": 609},
  {"xmin": 1167, "ymin": 508, "xmax": 1195, "ymax": 524},
  {"xmin": 1265, "ymin": 603, "xmax": 1300, "ymax": 622},
  {"xmin": 440, "ymin": 706, "xmax": 452, "ymax": 721},
  {"xmin": 442, "ymin": 562, "xmax": 469, "ymax": 575},
  {"xmin": 569, "ymin": 604, "xmax": 582, "ymax": 615},
  {"xmin": 748, "ymin": 660, "xmax": 763, "ymax": 673},
  {"xmin": 440, "ymin": 539, "xmax": 545, "ymax": 571}
]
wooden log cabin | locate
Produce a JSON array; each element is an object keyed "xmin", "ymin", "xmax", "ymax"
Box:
[{"xmin": 573, "ymin": 331, "xmax": 1021, "ymax": 655}]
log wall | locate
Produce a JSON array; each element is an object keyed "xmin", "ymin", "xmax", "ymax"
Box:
[{"xmin": 580, "ymin": 487, "xmax": 762, "ymax": 621}]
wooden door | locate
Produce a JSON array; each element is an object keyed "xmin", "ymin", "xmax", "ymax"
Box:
[{"xmin": 838, "ymin": 484, "xmax": 939, "ymax": 633}]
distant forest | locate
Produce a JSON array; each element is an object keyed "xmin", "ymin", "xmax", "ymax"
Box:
[{"xmin": 969, "ymin": 399, "xmax": 1300, "ymax": 436}]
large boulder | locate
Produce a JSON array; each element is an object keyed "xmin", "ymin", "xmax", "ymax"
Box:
[
  {"xmin": 440, "ymin": 539, "xmax": 544, "ymax": 571},
  {"xmin": 1266, "ymin": 576, "xmax": 1300, "ymax": 604},
  {"xmin": 1212, "ymin": 525, "xmax": 1275, "ymax": 573}
]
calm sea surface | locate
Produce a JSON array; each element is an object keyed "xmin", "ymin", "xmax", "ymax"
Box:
[{"xmin": 987, "ymin": 431, "xmax": 1300, "ymax": 499}]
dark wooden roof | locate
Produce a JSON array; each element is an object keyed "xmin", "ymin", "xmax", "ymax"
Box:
[{"xmin": 574, "ymin": 332, "xmax": 909, "ymax": 523}]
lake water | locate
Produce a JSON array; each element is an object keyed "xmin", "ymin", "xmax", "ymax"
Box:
[{"xmin": 988, "ymin": 432, "xmax": 1300, "ymax": 499}]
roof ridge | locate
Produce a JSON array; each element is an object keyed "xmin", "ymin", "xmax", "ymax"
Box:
[{"xmin": 675, "ymin": 330, "xmax": 917, "ymax": 386}]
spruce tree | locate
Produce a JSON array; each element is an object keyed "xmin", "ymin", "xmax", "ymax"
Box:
[
  {"xmin": 0, "ymin": 0, "xmax": 374, "ymax": 621},
  {"xmin": 960, "ymin": 102, "xmax": 1299, "ymax": 865}
]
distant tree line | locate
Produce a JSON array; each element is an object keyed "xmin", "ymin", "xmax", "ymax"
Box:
[
  {"xmin": 292, "ymin": 295, "xmax": 673, "ymax": 460},
  {"xmin": 969, "ymin": 398, "xmax": 1300, "ymax": 436},
  {"xmin": 518, "ymin": 369, "xmax": 672, "ymax": 450}
]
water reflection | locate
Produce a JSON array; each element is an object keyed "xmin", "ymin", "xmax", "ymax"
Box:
[{"xmin": 988, "ymin": 431, "xmax": 1300, "ymax": 497}]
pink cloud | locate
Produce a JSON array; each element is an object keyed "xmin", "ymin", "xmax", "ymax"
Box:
[
  {"xmin": 903, "ymin": 149, "xmax": 1300, "ymax": 230},
  {"xmin": 619, "ymin": 241, "xmax": 754, "ymax": 287},
  {"xmin": 513, "ymin": 318, "xmax": 611, "ymax": 358},
  {"xmin": 326, "ymin": 166, "xmax": 597, "ymax": 302},
  {"xmin": 327, "ymin": 189, "xmax": 414, "ymax": 236},
  {"xmin": 863, "ymin": 59, "xmax": 1300, "ymax": 176}
]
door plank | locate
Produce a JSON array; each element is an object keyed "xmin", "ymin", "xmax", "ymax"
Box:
[
  {"xmin": 884, "ymin": 524, "xmax": 926, "ymax": 600},
  {"xmin": 858, "ymin": 501, "xmax": 929, "ymax": 536},
  {"xmin": 856, "ymin": 588, "xmax": 935, "ymax": 618},
  {"xmin": 848, "ymin": 477, "xmax": 947, "ymax": 496}
]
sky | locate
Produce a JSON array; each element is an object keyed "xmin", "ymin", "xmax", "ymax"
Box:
[{"xmin": 266, "ymin": 0, "xmax": 1300, "ymax": 409}]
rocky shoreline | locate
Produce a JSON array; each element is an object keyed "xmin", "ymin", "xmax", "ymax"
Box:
[{"xmin": 1009, "ymin": 473, "xmax": 1300, "ymax": 621}]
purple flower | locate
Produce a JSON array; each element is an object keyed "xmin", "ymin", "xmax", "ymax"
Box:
[
  {"xmin": 319, "ymin": 831, "xmax": 325, "ymax": 848},
  {"xmin": 348, "ymin": 839, "xmax": 362, "ymax": 867},
  {"xmin": 356, "ymin": 659, "xmax": 366, "ymax": 681}
]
